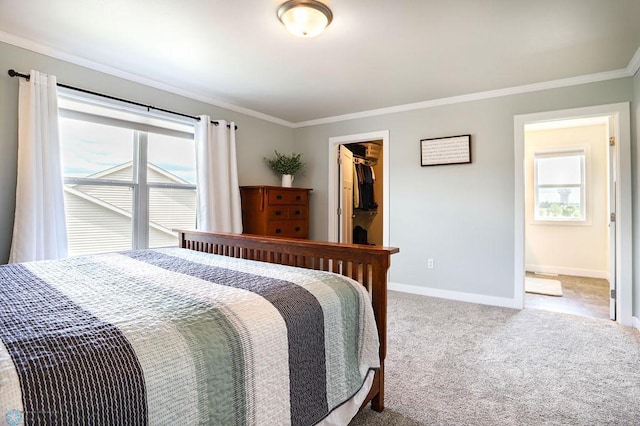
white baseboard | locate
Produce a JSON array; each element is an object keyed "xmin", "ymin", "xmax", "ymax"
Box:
[
  {"xmin": 525, "ymin": 264, "xmax": 609, "ymax": 280},
  {"xmin": 388, "ymin": 282, "xmax": 518, "ymax": 309},
  {"xmin": 633, "ymin": 316, "xmax": 640, "ymax": 331}
]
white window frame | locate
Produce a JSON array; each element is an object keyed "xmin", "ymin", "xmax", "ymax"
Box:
[
  {"xmin": 533, "ymin": 148, "xmax": 586, "ymax": 223},
  {"xmin": 59, "ymin": 91, "xmax": 196, "ymax": 252}
]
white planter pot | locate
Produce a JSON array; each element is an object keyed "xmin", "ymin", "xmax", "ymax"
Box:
[{"xmin": 281, "ymin": 174, "xmax": 294, "ymax": 187}]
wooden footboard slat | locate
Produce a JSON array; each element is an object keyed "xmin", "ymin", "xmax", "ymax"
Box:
[
  {"xmin": 177, "ymin": 230, "xmax": 398, "ymax": 413},
  {"xmin": 350, "ymin": 262, "xmax": 358, "ymax": 281},
  {"xmin": 319, "ymin": 258, "xmax": 328, "ymax": 271},
  {"xmin": 332, "ymin": 259, "xmax": 340, "ymax": 274}
]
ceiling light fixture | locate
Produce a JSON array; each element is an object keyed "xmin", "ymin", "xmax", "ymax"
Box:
[{"xmin": 277, "ymin": 0, "xmax": 333, "ymax": 38}]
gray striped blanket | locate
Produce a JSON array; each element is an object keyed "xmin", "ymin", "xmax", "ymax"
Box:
[{"xmin": 0, "ymin": 248, "xmax": 380, "ymax": 425}]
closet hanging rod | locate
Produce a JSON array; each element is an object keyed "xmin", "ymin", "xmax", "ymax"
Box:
[{"xmin": 7, "ymin": 69, "xmax": 238, "ymax": 130}]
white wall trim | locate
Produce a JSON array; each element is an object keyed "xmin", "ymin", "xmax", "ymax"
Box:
[
  {"xmin": 514, "ymin": 103, "xmax": 633, "ymax": 326},
  {"xmin": 633, "ymin": 316, "xmax": 640, "ymax": 331},
  {"xmin": 293, "ymin": 68, "xmax": 631, "ymax": 128},
  {"xmin": 327, "ymin": 130, "xmax": 390, "ymax": 247},
  {"xmin": 3, "ymin": 31, "xmax": 638, "ymax": 129},
  {"xmin": 626, "ymin": 45, "xmax": 640, "ymax": 76},
  {"xmin": 0, "ymin": 30, "xmax": 295, "ymax": 128},
  {"xmin": 389, "ymin": 282, "xmax": 518, "ymax": 309},
  {"xmin": 525, "ymin": 264, "xmax": 609, "ymax": 280}
]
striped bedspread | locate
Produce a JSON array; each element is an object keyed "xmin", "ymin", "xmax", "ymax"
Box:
[{"xmin": 0, "ymin": 248, "xmax": 380, "ymax": 425}]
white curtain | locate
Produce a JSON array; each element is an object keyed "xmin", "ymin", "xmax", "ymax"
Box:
[
  {"xmin": 9, "ymin": 70, "xmax": 68, "ymax": 263},
  {"xmin": 194, "ymin": 117, "xmax": 242, "ymax": 233}
]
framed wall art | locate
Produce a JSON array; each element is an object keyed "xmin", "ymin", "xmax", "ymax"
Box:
[{"xmin": 420, "ymin": 134, "xmax": 471, "ymax": 166}]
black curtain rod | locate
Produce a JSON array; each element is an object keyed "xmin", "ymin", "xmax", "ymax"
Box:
[{"xmin": 7, "ymin": 69, "xmax": 237, "ymax": 130}]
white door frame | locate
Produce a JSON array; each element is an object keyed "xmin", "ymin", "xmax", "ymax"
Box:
[
  {"xmin": 607, "ymin": 116, "xmax": 617, "ymax": 320},
  {"xmin": 514, "ymin": 103, "xmax": 632, "ymax": 326},
  {"xmin": 328, "ymin": 130, "xmax": 390, "ymax": 246}
]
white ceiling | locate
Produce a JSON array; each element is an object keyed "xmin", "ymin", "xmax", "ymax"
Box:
[{"xmin": 1, "ymin": 0, "xmax": 640, "ymax": 126}]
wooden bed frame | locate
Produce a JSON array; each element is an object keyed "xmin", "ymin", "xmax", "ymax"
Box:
[{"xmin": 177, "ymin": 229, "xmax": 399, "ymax": 412}]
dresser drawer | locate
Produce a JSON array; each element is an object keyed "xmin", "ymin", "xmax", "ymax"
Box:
[
  {"xmin": 267, "ymin": 205, "xmax": 308, "ymax": 220},
  {"xmin": 268, "ymin": 189, "xmax": 308, "ymax": 205},
  {"xmin": 266, "ymin": 220, "xmax": 308, "ymax": 238},
  {"xmin": 240, "ymin": 186, "xmax": 311, "ymax": 239}
]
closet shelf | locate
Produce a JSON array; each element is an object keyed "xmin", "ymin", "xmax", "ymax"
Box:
[
  {"xmin": 354, "ymin": 208, "xmax": 378, "ymax": 216},
  {"xmin": 353, "ymin": 155, "xmax": 376, "ymax": 166}
]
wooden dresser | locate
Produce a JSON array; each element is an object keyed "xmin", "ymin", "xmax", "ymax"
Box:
[{"xmin": 239, "ymin": 186, "xmax": 311, "ymax": 239}]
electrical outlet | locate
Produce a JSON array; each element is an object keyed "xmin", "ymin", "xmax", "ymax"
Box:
[{"xmin": 427, "ymin": 258, "xmax": 434, "ymax": 269}]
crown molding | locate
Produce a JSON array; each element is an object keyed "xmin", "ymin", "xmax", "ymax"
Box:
[
  {"xmin": 2, "ymin": 31, "xmax": 638, "ymax": 130},
  {"xmin": 626, "ymin": 45, "xmax": 640, "ymax": 76},
  {"xmin": 0, "ymin": 31, "xmax": 295, "ymax": 128},
  {"xmin": 292, "ymin": 67, "xmax": 633, "ymax": 128}
]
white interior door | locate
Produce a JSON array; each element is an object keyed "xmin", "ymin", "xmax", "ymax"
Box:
[
  {"xmin": 338, "ymin": 145, "xmax": 354, "ymax": 243},
  {"xmin": 608, "ymin": 117, "xmax": 617, "ymax": 321}
]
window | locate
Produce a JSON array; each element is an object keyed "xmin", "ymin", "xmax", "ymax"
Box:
[
  {"xmin": 59, "ymin": 95, "xmax": 196, "ymax": 256},
  {"xmin": 533, "ymin": 150, "xmax": 585, "ymax": 221}
]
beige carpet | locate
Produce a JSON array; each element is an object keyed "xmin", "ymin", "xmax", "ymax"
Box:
[
  {"xmin": 349, "ymin": 291, "xmax": 640, "ymax": 425},
  {"xmin": 525, "ymin": 276, "xmax": 563, "ymax": 296}
]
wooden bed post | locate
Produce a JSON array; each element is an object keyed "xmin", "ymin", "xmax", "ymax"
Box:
[{"xmin": 369, "ymin": 252, "xmax": 390, "ymax": 412}]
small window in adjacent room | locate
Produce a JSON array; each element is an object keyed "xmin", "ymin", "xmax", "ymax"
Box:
[{"xmin": 534, "ymin": 150, "xmax": 586, "ymax": 222}]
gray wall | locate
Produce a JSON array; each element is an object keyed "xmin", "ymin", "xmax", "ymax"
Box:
[
  {"xmin": 2, "ymin": 41, "xmax": 638, "ymax": 320},
  {"xmin": 294, "ymin": 78, "xmax": 635, "ymax": 304},
  {"xmin": 0, "ymin": 41, "xmax": 294, "ymax": 263},
  {"xmin": 633, "ymin": 69, "xmax": 640, "ymax": 320}
]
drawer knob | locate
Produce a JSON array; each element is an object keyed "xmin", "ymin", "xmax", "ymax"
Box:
[
  {"xmin": 295, "ymin": 195, "xmax": 301, "ymax": 200},
  {"xmin": 295, "ymin": 210, "xmax": 301, "ymax": 215},
  {"xmin": 275, "ymin": 228, "xmax": 282, "ymax": 233},
  {"xmin": 275, "ymin": 211, "xmax": 282, "ymax": 216},
  {"xmin": 276, "ymin": 195, "xmax": 283, "ymax": 200},
  {"xmin": 295, "ymin": 227, "xmax": 301, "ymax": 232}
]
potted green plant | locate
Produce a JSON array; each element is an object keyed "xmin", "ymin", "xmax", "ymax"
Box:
[{"xmin": 264, "ymin": 150, "xmax": 306, "ymax": 187}]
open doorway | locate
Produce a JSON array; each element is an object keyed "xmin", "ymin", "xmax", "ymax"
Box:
[
  {"xmin": 523, "ymin": 116, "xmax": 612, "ymax": 319},
  {"xmin": 338, "ymin": 141, "xmax": 383, "ymax": 245},
  {"xmin": 327, "ymin": 130, "xmax": 389, "ymax": 246},
  {"xmin": 514, "ymin": 103, "xmax": 632, "ymax": 326}
]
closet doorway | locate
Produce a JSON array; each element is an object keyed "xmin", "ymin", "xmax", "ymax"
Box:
[{"xmin": 327, "ymin": 130, "xmax": 389, "ymax": 247}]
